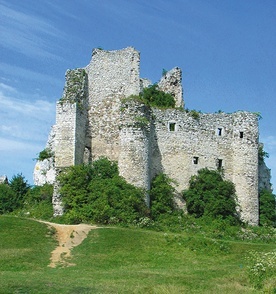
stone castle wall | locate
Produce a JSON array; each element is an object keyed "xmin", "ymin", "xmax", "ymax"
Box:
[
  {"xmin": 34, "ymin": 47, "xmax": 269, "ymax": 225},
  {"xmin": 86, "ymin": 47, "xmax": 140, "ymax": 103},
  {"xmin": 86, "ymin": 47, "xmax": 141, "ymax": 162},
  {"xmin": 118, "ymin": 100, "xmax": 152, "ymax": 206},
  {"xmin": 55, "ymin": 69, "xmax": 88, "ymax": 168},
  {"xmin": 150, "ymin": 110, "xmax": 259, "ymax": 224}
]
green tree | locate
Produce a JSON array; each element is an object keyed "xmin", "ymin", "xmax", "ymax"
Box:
[
  {"xmin": 9, "ymin": 173, "xmax": 30, "ymax": 208},
  {"xmin": 0, "ymin": 184, "xmax": 17, "ymax": 214},
  {"xmin": 150, "ymin": 173, "xmax": 176, "ymax": 220},
  {"xmin": 183, "ymin": 168, "xmax": 238, "ymax": 222},
  {"xmin": 0, "ymin": 174, "xmax": 30, "ymax": 214},
  {"xmin": 259, "ymin": 189, "xmax": 276, "ymax": 227}
]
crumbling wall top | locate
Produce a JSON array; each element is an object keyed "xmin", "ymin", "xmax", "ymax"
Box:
[
  {"xmin": 86, "ymin": 47, "xmax": 140, "ymax": 103},
  {"xmin": 158, "ymin": 67, "xmax": 184, "ymax": 108}
]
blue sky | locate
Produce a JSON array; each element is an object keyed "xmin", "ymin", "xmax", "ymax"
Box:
[{"xmin": 0, "ymin": 0, "xmax": 275, "ymax": 189}]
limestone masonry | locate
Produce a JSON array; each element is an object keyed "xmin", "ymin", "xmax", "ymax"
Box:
[{"xmin": 33, "ymin": 47, "xmax": 272, "ymax": 225}]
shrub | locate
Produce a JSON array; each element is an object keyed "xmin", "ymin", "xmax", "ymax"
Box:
[
  {"xmin": 25, "ymin": 184, "xmax": 53, "ymax": 204},
  {"xmin": 183, "ymin": 168, "xmax": 239, "ymax": 223},
  {"xmin": 259, "ymin": 189, "xmax": 276, "ymax": 227},
  {"xmin": 58, "ymin": 158, "xmax": 148, "ymax": 224},
  {"xmin": 150, "ymin": 173, "xmax": 176, "ymax": 220},
  {"xmin": 16, "ymin": 184, "xmax": 54, "ymax": 220},
  {"xmin": 140, "ymin": 84, "xmax": 175, "ymax": 108},
  {"xmin": 189, "ymin": 109, "xmax": 201, "ymax": 119}
]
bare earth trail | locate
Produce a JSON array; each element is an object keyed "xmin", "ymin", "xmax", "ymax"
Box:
[{"xmin": 38, "ymin": 220, "xmax": 97, "ymax": 268}]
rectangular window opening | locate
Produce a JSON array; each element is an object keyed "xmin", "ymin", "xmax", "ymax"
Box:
[
  {"xmin": 217, "ymin": 128, "xmax": 222, "ymax": 136},
  {"xmin": 193, "ymin": 156, "xmax": 199, "ymax": 164},
  {"xmin": 169, "ymin": 122, "xmax": 176, "ymax": 132},
  {"xmin": 240, "ymin": 131, "xmax": 244, "ymax": 138},
  {"xmin": 218, "ymin": 159, "xmax": 223, "ymax": 169}
]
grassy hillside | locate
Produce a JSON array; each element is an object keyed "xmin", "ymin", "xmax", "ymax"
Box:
[{"xmin": 0, "ymin": 216, "xmax": 275, "ymax": 293}]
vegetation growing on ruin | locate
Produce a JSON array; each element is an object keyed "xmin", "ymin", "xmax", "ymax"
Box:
[
  {"xmin": 140, "ymin": 84, "xmax": 176, "ymax": 108},
  {"xmin": 59, "ymin": 69, "xmax": 87, "ymax": 108},
  {"xmin": 184, "ymin": 108, "xmax": 202, "ymax": 119},
  {"xmin": 258, "ymin": 145, "xmax": 269, "ymax": 163},
  {"xmin": 37, "ymin": 148, "xmax": 53, "ymax": 161},
  {"xmin": 134, "ymin": 115, "xmax": 150, "ymax": 128}
]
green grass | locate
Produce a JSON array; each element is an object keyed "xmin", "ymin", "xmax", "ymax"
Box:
[{"xmin": 0, "ymin": 216, "xmax": 275, "ymax": 293}]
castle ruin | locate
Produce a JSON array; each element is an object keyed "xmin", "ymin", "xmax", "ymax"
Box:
[{"xmin": 34, "ymin": 47, "xmax": 271, "ymax": 226}]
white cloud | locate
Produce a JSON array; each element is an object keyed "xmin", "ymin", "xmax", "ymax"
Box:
[
  {"xmin": 0, "ymin": 63, "xmax": 62, "ymax": 88},
  {"xmin": 0, "ymin": 82, "xmax": 16, "ymax": 92},
  {"xmin": 0, "ymin": 93, "xmax": 54, "ymax": 120},
  {"xmin": 0, "ymin": 83, "xmax": 55, "ymax": 141},
  {"xmin": 0, "ymin": 2, "xmax": 64, "ymax": 59},
  {"xmin": 0, "ymin": 82, "xmax": 56, "ymax": 182},
  {"xmin": 0, "ymin": 137, "xmax": 40, "ymax": 152}
]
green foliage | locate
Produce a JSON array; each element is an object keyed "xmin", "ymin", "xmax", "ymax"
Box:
[
  {"xmin": 134, "ymin": 116, "xmax": 150, "ymax": 128},
  {"xmin": 189, "ymin": 109, "xmax": 201, "ymax": 119},
  {"xmin": 0, "ymin": 174, "xmax": 30, "ymax": 214},
  {"xmin": 58, "ymin": 158, "xmax": 148, "ymax": 224},
  {"xmin": 140, "ymin": 84, "xmax": 176, "ymax": 108},
  {"xmin": 26, "ymin": 184, "xmax": 53, "ymax": 204},
  {"xmin": 9, "ymin": 173, "xmax": 30, "ymax": 199},
  {"xmin": 37, "ymin": 148, "xmax": 53, "ymax": 161},
  {"xmin": 18, "ymin": 184, "xmax": 54, "ymax": 220},
  {"xmin": 183, "ymin": 168, "xmax": 238, "ymax": 222},
  {"xmin": 150, "ymin": 173, "xmax": 176, "ymax": 220},
  {"xmin": 246, "ymin": 249, "xmax": 276, "ymax": 290},
  {"xmin": 258, "ymin": 145, "xmax": 269, "ymax": 163},
  {"xmin": 59, "ymin": 69, "xmax": 87, "ymax": 107},
  {"xmin": 259, "ymin": 189, "xmax": 276, "ymax": 227},
  {"xmin": 185, "ymin": 108, "xmax": 202, "ymax": 119},
  {"xmin": 0, "ymin": 184, "xmax": 17, "ymax": 214}
]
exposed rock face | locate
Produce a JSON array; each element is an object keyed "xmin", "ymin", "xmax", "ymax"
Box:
[
  {"xmin": 33, "ymin": 126, "xmax": 56, "ymax": 186},
  {"xmin": 0, "ymin": 175, "xmax": 8, "ymax": 184},
  {"xmin": 34, "ymin": 46, "xmax": 272, "ymax": 225},
  {"xmin": 33, "ymin": 158, "xmax": 55, "ymax": 186}
]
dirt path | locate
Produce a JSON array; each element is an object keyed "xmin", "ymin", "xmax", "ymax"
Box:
[{"xmin": 39, "ymin": 221, "xmax": 97, "ymax": 268}]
